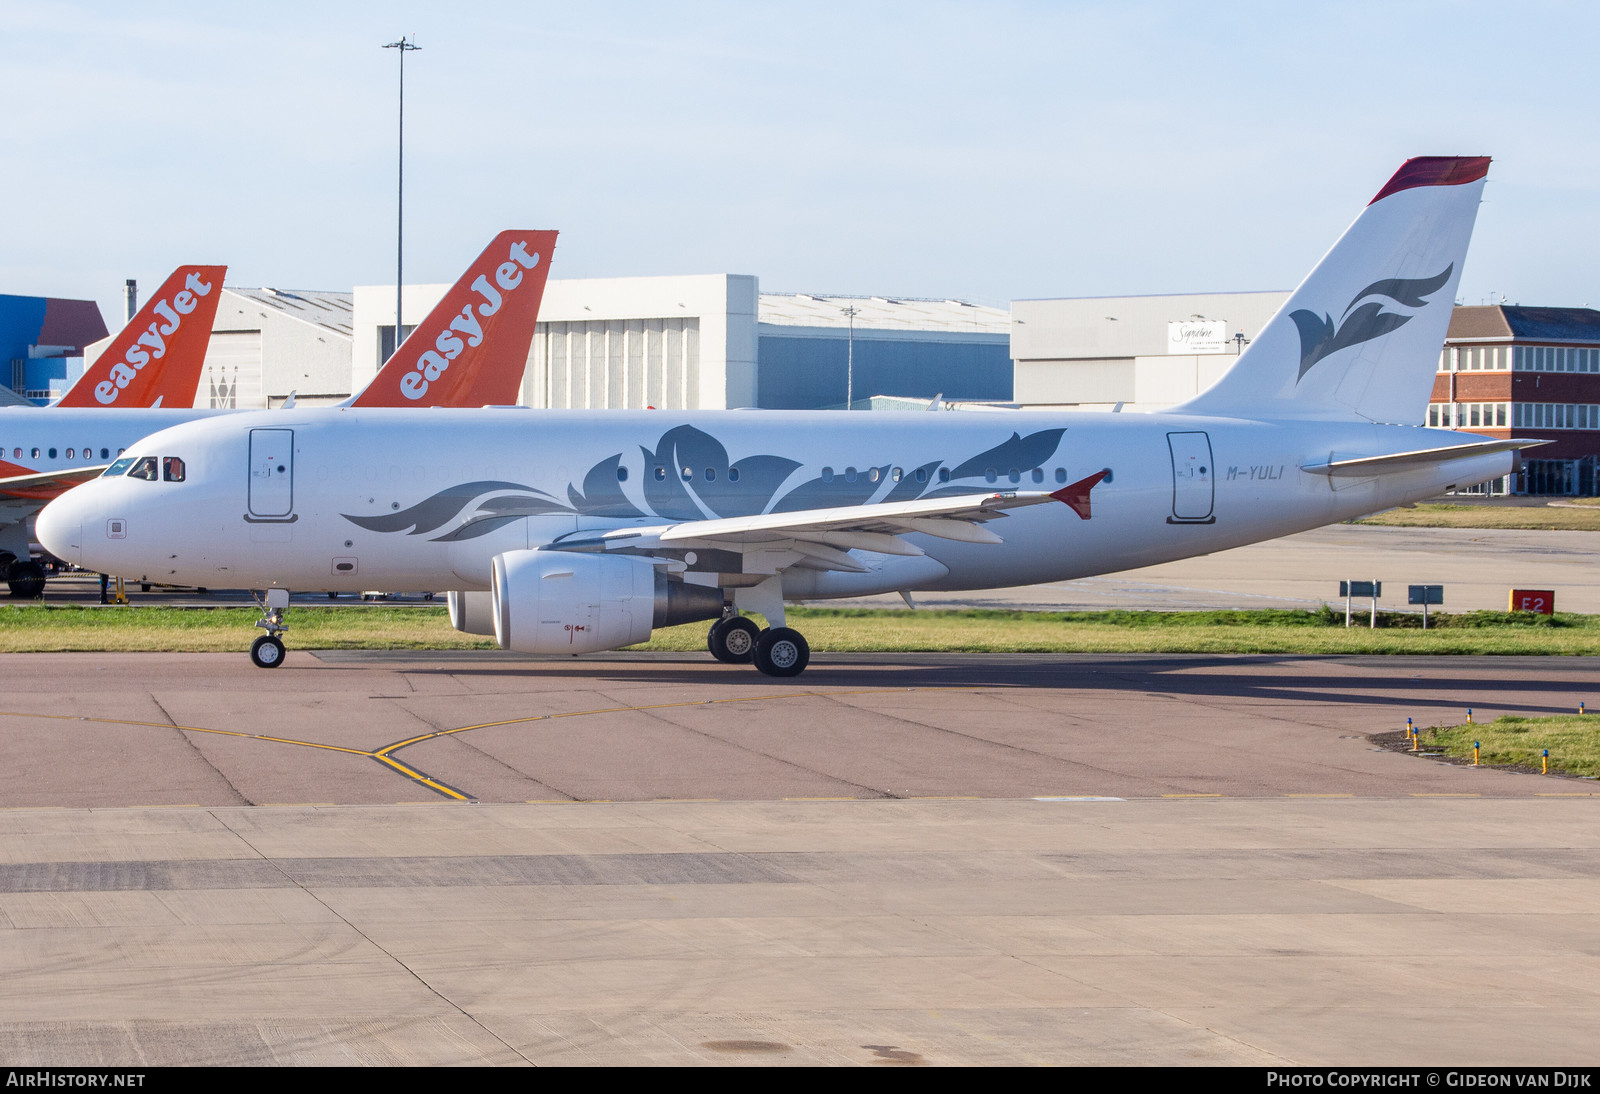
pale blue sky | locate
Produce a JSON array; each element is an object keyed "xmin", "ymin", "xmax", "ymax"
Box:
[{"xmin": 4, "ymin": 1, "xmax": 1598, "ymax": 328}]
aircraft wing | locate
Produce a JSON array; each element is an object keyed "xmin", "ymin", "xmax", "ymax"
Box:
[
  {"xmin": 0, "ymin": 465, "xmax": 110, "ymax": 500},
  {"xmin": 554, "ymin": 472, "xmax": 1108, "ymax": 574}
]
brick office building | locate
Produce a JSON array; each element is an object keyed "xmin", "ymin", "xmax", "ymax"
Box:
[{"xmin": 1429, "ymin": 306, "xmax": 1600, "ymax": 494}]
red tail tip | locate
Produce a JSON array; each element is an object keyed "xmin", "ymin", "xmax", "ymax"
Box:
[{"xmin": 1370, "ymin": 157, "xmax": 1491, "ymax": 205}]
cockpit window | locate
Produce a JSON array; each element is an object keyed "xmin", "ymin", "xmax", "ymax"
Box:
[
  {"xmin": 127, "ymin": 456, "xmax": 158, "ymax": 481},
  {"xmin": 162, "ymin": 457, "xmax": 186, "ymax": 482},
  {"xmin": 104, "ymin": 457, "xmax": 136, "ymax": 478}
]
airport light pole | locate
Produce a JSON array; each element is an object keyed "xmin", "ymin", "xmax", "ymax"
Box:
[
  {"xmin": 842, "ymin": 304, "xmax": 858, "ymax": 410},
  {"xmin": 383, "ymin": 34, "xmax": 421, "ymax": 362}
]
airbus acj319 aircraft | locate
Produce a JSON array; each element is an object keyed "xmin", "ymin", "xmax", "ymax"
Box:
[{"xmin": 38, "ymin": 157, "xmax": 1540, "ymax": 677}]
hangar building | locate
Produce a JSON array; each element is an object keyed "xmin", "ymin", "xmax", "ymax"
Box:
[
  {"xmin": 1010, "ymin": 291, "xmax": 1288, "ymax": 411},
  {"xmin": 351, "ymin": 274, "xmax": 1011, "ymax": 411}
]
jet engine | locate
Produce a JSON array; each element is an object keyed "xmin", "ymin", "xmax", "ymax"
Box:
[
  {"xmin": 447, "ymin": 590, "xmax": 496, "ymax": 636},
  {"xmin": 488, "ymin": 550, "xmax": 722, "ymax": 654}
]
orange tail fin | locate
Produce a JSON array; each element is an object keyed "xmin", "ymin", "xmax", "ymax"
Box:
[
  {"xmin": 351, "ymin": 230, "xmax": 558, "ymax": 408},
  {"xmin": 57, "ymin": 265, "xmax": 226, "ymax": 409}
]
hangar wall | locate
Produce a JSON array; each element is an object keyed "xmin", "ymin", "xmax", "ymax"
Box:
[
  {"xmin": 1011, "ymin": 291, "xmax": 1287, "ymax": 410},
  {"xmin": 352, "ymin": 276, "xmax": 1009, "ymax": 411}
]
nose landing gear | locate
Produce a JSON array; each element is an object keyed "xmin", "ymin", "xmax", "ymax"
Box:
[{"xmin": 250, "ymin": 588, "xmax": 290, "ymax": 668}]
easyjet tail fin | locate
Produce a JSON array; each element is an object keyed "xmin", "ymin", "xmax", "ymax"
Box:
[
  {"xmin": 1173, "ymin": 158, "xmax": 1488, "ymax": 424},
  {"xmin": 57, "ymin": 266, "xmax": 226, "ymax": 409},
  {"xmin": 350, "ymin": 230, "xmax": 558, "ymax": 408}
]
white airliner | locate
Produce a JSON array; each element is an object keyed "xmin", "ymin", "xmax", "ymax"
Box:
[
  {"xmin": 38, "ymin": 158, "xmax": 1539, "ymax": 675},
  {"xmin": 1, "ymin": 231, "xmax": 554, "ymax": 597}
]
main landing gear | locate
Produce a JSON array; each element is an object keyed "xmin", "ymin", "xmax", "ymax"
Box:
[
  {"xmin": 250, "ymin": 588, "xmax": 290, "ymax": 668},
  {"xmin": 707, "ymin": 612, "xmax": 810, "ymax": 677},
  {"xmin": 4, "ymin": 559, "xmax": 46, "ymax": 599}
]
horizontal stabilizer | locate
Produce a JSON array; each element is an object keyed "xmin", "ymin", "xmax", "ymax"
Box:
[{"xmin": 1301, "ymin": 438, "xmax": 1549, "ymax": 477}]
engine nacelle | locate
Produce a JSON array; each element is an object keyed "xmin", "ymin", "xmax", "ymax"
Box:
[
  {"xmin": 447, "ymin": 590, "xmax": 496, "ymax": 636},
  {"xmin": 490, "ymin": 550, "xmax": 720, "ymax": 654}
]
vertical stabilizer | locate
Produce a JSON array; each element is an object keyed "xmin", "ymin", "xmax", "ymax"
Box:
[
  {"xmin": 350, "ymin": 230, "xmax": 558, "ymax": 408},
  {"xmin": 1173, "ymin": 157, "xmax": 1488, "ymax": 423},
  {"xmin": 57, "ymin": 265, "xmax": 226, "ymax": 409}
]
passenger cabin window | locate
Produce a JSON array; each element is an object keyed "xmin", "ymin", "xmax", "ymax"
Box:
[
  {"xmin": 938, "ymin": 469, "xmax": 950, "ymax": 483},
  {"xmin": 616, "ymin": 466, "xmax": 628, "ymax": 482},
  {"xmin": 104, "ymin": 457, "xmax": 136, "ymax": 478},
  {"xmin": 163, "ymin": 457, "xmax": 186, "ymax": 482},
  {"xmin": 654, "ymin": 466, "xmax": 666, "ymax": 481},
  {"xmin": 31, "ymin": 448, "xmax": 40, "ymax": 459},
  {"xmin": 100, "ymin": 448, "xmax": 109, "ymax": 459},
  {"xmin": 728, "ymin": 467, "xmax": 740, "ymax": 482},
  {"xmin": 821, "ymin": 467, "xmax": 834, "ymax": 482},
  {"xmin": 65, "ymin": 449, "xmax": 75, "ymax": 459},
  {"xmin": 127, "ymin": 457, "xmax": 158, "ymax": 481}
]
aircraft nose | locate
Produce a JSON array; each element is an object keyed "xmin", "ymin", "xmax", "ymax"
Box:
[{"xmin": 36, "ymin": 492, "xmax": 85, "ymax": 567}]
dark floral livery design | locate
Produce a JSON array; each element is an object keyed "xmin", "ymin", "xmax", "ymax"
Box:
[
  {"xmin": 1290, "ymin": 265, "xmax": 1452, "ymax": 381},
  {"xmin": 343, "ymin": 425, "xmax": 1067, "ymax": 541}
]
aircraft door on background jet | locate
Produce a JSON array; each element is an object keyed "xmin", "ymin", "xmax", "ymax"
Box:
[
  {"xmin": 1167, "ymin": 431, "xmax": 1215, "ymax": 524},
  {"xmin": 247, "ymin": 428, "xmax": 295, "ymax": 520}
]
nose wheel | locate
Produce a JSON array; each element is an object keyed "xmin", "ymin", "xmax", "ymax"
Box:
[
  {"xmin": 250, "ymin": 588, "xmax": 291, "ymax": 668},
  {"xmin": 250, "ymin": 634, "xmax": 286, "ymax": 669}
]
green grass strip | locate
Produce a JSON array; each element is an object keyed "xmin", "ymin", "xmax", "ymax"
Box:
[
  {"xmin": 1, "ymin": 604, "xmax": 1596, "ymax": 656},
  {"xmin": 1357, "ymin": 503, "xmax": 1600, "ymax": 531},
  {"xmin": 1425, "ymin": 715, "xmax": 1600, "ymax": 779}
]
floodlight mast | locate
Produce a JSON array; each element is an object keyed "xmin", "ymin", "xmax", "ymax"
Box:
[
  {"xmin": 842, "ymin": 304, "xmax": 858, "ymax": 409},
  {"xmin": 383, "ymin": 34, "xmax": 421, "ymax": 362}
]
